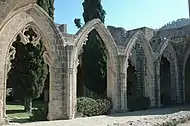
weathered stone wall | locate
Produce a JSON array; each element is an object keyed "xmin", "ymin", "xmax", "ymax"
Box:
[{"xmin": 1, "ymin": 0, "xmax": 190, "ymax": 124}]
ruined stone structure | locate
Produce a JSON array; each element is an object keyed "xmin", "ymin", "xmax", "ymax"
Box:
[{"xmin": 1, "ymin": 0, "xmax": 190, "ymax": 125}]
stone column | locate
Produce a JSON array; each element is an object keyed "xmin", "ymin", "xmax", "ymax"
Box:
[
  {"xmin": 64, "ymin": 45, "xmax": 76, "ymax": 119},
  {"xmin": 178, "ymin": 61, "xmax": 184, "ymax": 104},
  {"xmin": 117, "ymin": 55, "xmax": 128, "ymax": 111},
  {"xmin": 47, "ymin": 64, "xmax": 67, "ymax": 120},
  {"xmin": 107, "ymin": 56, "xmax": 120, "ymax": 111},
  {"xmin": 154, "ymin": 59, "xmax": 161, "ymax": 107},
  {"xmin": 0, "ymin": 67, "xmax": 8, "ymax": 125}
]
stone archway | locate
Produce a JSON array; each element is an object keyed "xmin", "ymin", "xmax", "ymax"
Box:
[
  {"xmin": 124, "ymin": 31, "xmax": 155, "ymax": 107},
  {"xmin": 0, "ymin": 4, "xmax": 66, "ymax": 123},
  {"xmin": 70, "ymin": 19, "xmax": 118, "ymax": 116},
  {"xmin": 157, "ymin": 43, "xmax": 179, "ymax": 106}
]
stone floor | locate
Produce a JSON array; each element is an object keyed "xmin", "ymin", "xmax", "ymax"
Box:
[{"xmin": 4, "ymin": 105, "xmax": 190, "ymax": 126}]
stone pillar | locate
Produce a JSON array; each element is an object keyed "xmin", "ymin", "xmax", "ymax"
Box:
[
  {"xmin": 178, "ymin": 61, "xmax": 184, "ymax": 104},
  {"xmin": 47, "ymin": 64, "xmax": 67, "ymax": 120},
  {"xmin": 107, "ymin": 56, "xmax": 120, "ymax": 111},
  {"xmin": 154, "ymin": 59, "xmax": 161, "ymax": 107},
  {"xmin": 117, "ymin": 55, "xmax": 128, "ymax": 111},
  {"xmin": 64, "ymin": 45, "xmax": 76, "ymax": 119}
]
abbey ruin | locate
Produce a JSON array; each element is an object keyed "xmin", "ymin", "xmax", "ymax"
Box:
[{"xmin": 0, "ymin": 0, "xmax": 190, "ymax": 125}]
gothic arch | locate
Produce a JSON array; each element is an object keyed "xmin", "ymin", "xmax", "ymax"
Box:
[
  {"xmin": 157, "ymin": 43, "xmax": 179, "ymax": 105},
  {"xmin": 154, "ymin": 35, "xmax": 172, "ymax": 60},
  {"xmin": 74, "ymin": 19, "xmax": 118, "ymax": 66},
  {"xmin": 124, "ymin": 31, "xmax": 155, "ymax": 106},
  {"xmin": 71, "ymin": 19, "xmax": 119, "ymax": 112},
  {"xmin": 0, "ymin": 3, "xmax": 66, "ymax": 123},
  {"xmin": 124, "ymin": 31, "xmax": 154, "ymax": 65}
]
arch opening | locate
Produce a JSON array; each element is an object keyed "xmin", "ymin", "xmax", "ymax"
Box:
[
  {"xmin": 0, "ymin": 5, "xmax": 66, "ymax": 122},
  {"xmin": 76, "ymin": 30, "xmax": 108, "ymax": 97},
  {"xmin": 126, "ymin": 42, "xmax": 152, "ymax": 110},
  {"xmin": 73, "ymin": 20, "xmax": 118, "ymax": 114},
  {"xmin": 5, "ymin": 27, "xmax": 50, "ymax": 122},
  {"xmin": 127, "ymin": 59, "xmax": 137, "ymax": 98},
  {"xmin": 125, "ymin": 32, "xmax": 155, "ymax": 107},
  {"xmin": 160, "ymin": 55, "xmax": 171, "ymax": 106}
]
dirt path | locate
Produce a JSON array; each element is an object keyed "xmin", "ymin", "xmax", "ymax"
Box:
[
  {"xmin": 177, "ymin": 121, "xmax": 190, "ymax": 126},
  {"xmin": 4, "ymin": 106, "xmax": 190, "ymax": 126}
]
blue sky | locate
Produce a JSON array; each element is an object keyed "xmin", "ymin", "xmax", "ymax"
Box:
[{"xmin": 54, "ymin": 0, "xmax": 189, "ymax": 34}]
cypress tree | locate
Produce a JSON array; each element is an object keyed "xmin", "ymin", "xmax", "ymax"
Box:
[
  {"xmin": 37, "ymin": 0, "xmax": 54, "ymax": 19},
  {"xmin": 82, "ymin": 0, "xmax": 107, "ymax": 94},
  {"xmin": 8, "ymin": 36, "xmax": 48, "ymax": 112}
]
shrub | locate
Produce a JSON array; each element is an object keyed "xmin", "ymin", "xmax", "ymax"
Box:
[
  {"xmin": 77, "ymin": 97, "xmax": 99, "ymax": 116},
  {"xmin": 77, "ymin": 97, "xmax": 112, "ymax": 117},
  {"xmin": 127, "ymin": 95, "xmax": 150, "ymax": 111},
  {"xmin": 30, "ymin": 107, "xmax": 47, "ymax": 121},
  {"xmin": 96, "ymin": 98, "xmax": 112, "ymax": 115}
]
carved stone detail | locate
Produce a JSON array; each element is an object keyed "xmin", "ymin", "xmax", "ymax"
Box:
[{"xmin": 19, "ymin": 24, "xmax": 41, "ymax": 46}]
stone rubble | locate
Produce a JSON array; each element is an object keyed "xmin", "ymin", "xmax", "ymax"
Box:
[{"xmin": 109, "ymin": 111, "xmax": 190, "ymax": 126}]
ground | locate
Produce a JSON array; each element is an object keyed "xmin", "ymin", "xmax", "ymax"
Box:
[
  {"xmin": 6, "ymin": 101, "xmax": 45, "ymax": 123},
  {"xmin": 4, "ymin": 105, "xmax": 190, "ymax": 126},
  {"xmin": 178, "ymin": 122, "xmax": 190, "ymax": 126}
]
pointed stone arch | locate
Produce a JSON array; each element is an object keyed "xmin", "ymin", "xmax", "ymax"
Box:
[
  {"xmin": 70, "ymin": 19, "xmax": 119, "ymax": 115},
  {"xmin": 156, "ymin": 42, "xmax": 179, "ymax": 106},
  {"xmin": 154, "ymin": 35, "xmax": 172, "ymax": 60},
  {"xmin": 0, "ymin": 3, "xmax": 67, "ymax": 123},
  {"xmin": 124, "ymin": 31, "xmax": 155, "ymax": 107}
]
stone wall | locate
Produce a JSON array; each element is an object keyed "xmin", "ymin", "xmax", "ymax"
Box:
[{"xmin": 1, "ymin": 0, "xmax": 190, "ymax": 125}]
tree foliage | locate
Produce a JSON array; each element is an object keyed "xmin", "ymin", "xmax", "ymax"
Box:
[
  {"xmin": 8, "ymin": 37, "xmax": 48, "ymax": 100},
  {"xmin": 81, "ymin": 0, "xmax": 107, "ymax": 94},
  {"xmin": 82, "ymin": 0, "xmax": 106, "ymax": 24},
  {"xmin": 37, "ymin": 0, "xmax": 54, "ymax": 19},
  {"xmin": 74, "ymin": 18, "xmax": 82, "ymax": 29}
]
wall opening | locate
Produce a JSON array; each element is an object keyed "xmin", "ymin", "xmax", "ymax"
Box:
[
  {"xmin": 76, "ymin": 30, "xmax": 108, "ymax": 98},
  {"xmin": 160, "ymin": 55, "xmax": 171, "ymax": 106},
  {"xmin": 5, "ymin": 28, "xmax": 50, "ymax": 122},
  {"xmin": 127, "ymin": 59, "xmax": 137, "ymax": 98}
]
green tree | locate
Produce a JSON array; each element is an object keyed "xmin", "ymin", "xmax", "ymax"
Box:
[
  {"xmin": 8, "ymin": 36, "xmax": 48, "ymax": 112},
  {"xmin": 23, "ymin": 41, "xmax": 48, "ymax": 112},
  {"xmin": 81, "ymin": 0, "xmax": 107, "ymax": 94},
  {"xmin": 74, "ymin": 18, "xmax": 82, "ymax": 29},
  {"xmin": 37, "ymin": 0, "xmax": 54, "ymax": 19}
]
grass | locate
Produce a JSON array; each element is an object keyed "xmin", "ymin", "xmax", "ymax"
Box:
[{"xmin": 6, "ymin": 101, "xmax": 46, "ymax": 123}]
